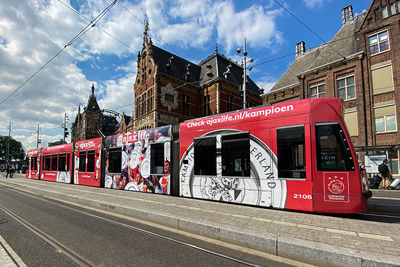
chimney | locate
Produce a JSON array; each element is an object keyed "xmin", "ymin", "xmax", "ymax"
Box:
[
  {"xmin": 295, "ymin": 41, "xmax": 305, "ymax": 58},
  {"xmin": 342, "ymin": 5, "xmax": 353, "ymax": 25}
]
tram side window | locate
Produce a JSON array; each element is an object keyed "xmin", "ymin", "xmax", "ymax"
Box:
[
  {"xmin": 194, "ymin": 137, "xmax": 216, "ymax": 175},
  {"xmin": 59, "ymin": 154, "xmax": 66, "ymax": 171},
  {"xmin": 66, "ymin": 153, "xmax": 70, "ymax": 171},
  {"xmin": 222, "ymin": 133, "xmax": 250, "ymax": 177},
  {"xmin": 31, "ymin": 157, "xmax": 37, "ymax": 171},
  {"xmin": 151, "ymin": 143, "xmax": 164, "ymax": 175},
  {"xmin": 87, "ymin": 150, "xmax": 95, "ymax": 172},
  {"xmin": 108, "ymin": 148, "xmax": 122, "ymax": 173},
  {"xmin": 316, "ymin": 123, "xmax": 355, "ymax": 171},
  {"xmin": 44, "ymin": 155, "xmax": 51, "ymax": 171},
  {"xmin": 51, "ymin": 155, "xmax": 58, "ymax": 171},
  {"xmin": 79, "ymin": 151, "xmax": 86, "ymax": 172},
  {"xmin": 277, "ymin": 126, "xmax": 306, "ymax": 179}
]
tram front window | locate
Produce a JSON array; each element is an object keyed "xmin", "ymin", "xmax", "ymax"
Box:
[{"xmin": 316, "ymin": 123, "xmax": 355, "ymax": 171}]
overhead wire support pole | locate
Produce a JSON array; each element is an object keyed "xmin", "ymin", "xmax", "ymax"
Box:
[
  {"xmin": 243, "ymin": 38, "xmax": 247, "ymax": 109},
  {"xmin": 237, "ymin": 38, "xmax": 253, "ymax": 109},
  {"xmin": 63, "ymin": 113, "xmax": 69, "ymax": 143},
  {"xmin": 36, "ymin": 125, "xmax": 41, "ymax": 149},
  {"xmin": 0, "ymin": 0, "xmax": 117, "ymax": 105},
  {"xmin": 6, "ymin": 121, "xmax": 12, "ymax": 165}
]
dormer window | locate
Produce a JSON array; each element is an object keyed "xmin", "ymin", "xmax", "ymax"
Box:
[
  {"xmin": 382, "ymin": 6, "xmax": 388, "ymax": 18},
  {"xmin": 390, "ymin": 3, "xmax": 396, "ymax": 15}
]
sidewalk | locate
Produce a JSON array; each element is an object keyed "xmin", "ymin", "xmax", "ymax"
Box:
[
  {"xmin": 0, "ymin": 174, "xmax": 399, "ymax": 267},
  {"xmin": 0, "ymin": 234, "xmax": 26, "ymax": 267}
]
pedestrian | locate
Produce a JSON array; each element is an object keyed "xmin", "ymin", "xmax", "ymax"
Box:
[
  {"xmin": 378, "ymin": 159, "xmax": 392, "ymax": 189},
  {"xmin": 5, "ymin": 164, "xmax": 10, "ymax": 178},
  {"xmin": 359, "ymin": 161, "xmax": 367, "ymax": 179}
]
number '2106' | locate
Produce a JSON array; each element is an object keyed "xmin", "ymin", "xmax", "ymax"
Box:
[{"xmin": 293, "ymin": 194, "xmax": 312, "ymax": 199}]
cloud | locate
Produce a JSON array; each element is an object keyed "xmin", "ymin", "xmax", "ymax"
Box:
[
  {"xmin": 0, "ymin": 0, "xmax": 284, "ymax": 152},
  {"xmin": 97, "ymin": 71, "xmax": 136, "ymax": 115},
  {"xmin": 0, "ymin": 0, "xmax": 124, "ymax": 150},
  {"xmin": 302, "ymin": 0, "xmax": 325, "ymax": 8},
  {"xmin": 215, "ymin": 2, "xmax": 282, "ymax": 52}
]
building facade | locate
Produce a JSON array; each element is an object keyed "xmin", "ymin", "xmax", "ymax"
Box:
[
  {"xmin": 71, "ymin": 84, "xmax": 119, "ymax": 142},
  {"xmin": 262, "ymin": 1, "xmax": 400, "ymax": 176},
  {"xmin": 127, "ymin": 23, "xmax": 262, "ymax": 131}
]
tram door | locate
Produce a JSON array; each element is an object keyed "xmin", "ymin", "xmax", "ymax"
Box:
[
  {"xmin": 312, "ymin": 122, "xmax": 356, "ymax": 213},
  {"xmin": 276, "ymin": 124, "xmax": 313, "ymax": 212}
]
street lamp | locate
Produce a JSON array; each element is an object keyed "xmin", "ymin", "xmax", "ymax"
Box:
[{"xmin": 237, "ymin": 38, "xmax": 254, "ymax": 109}]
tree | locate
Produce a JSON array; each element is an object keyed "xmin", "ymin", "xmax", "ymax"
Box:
[{"xmin": 0, "ymin": 136, "xmax": 25, "ymax": 164}]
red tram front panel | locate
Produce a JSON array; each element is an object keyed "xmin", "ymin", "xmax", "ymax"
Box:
[
  {"xmin": 309, "ymin": 100, "xmax": 367, "ymax": 213},
  {"xmin": 26, "ymin": 148, "xmax": 40, "ymax": 179},
  {"xmin": 40, "ymin": 143, "xmax": 73, "ymax": 183},
  {"xmin": 74, "ymin": 138, "xmax": 102, "ymax": 187},
  {"xmin": 179, "ymin": 98, "xmax": 366, "ymax": 213}
]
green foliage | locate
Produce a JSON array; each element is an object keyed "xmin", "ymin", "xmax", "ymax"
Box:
[{"xmin": 0, "ymin": 136, "xmax": 25, "ymax": 163}]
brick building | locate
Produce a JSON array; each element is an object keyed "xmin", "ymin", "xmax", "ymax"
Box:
[
  {"xmin": 71, "ymin": 84, "xmax": 118, "ymax": 142},
  {"xmin": 262, "ymin": 1, "xmax": 400, "ymax": 176},
  {"xmin": 126, "ymin": 22, "xmax": 262, "ymax": 131},
  {"xmin": 115, "ymin": 112, "xmax": 131, "ymax": 134}
]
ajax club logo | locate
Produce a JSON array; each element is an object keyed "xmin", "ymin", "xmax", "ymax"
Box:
[
  {"xmin": 324, "ymin": 173, "xmax": 349, "ymax": 202},
  {"xmin": 327, "ymin": 176, "xmax": 345, "ymax": 194}
]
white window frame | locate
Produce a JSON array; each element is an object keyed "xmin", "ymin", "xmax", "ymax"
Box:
[
  {"xmin": 368, "ymin": 30, "xmax": 390, "ymax": 55},
  {"xmin": 337, "ymin": 75, "xmax": 356, "ymax": 101},
  {"xmin": 375, "ymin": 114, "xmax": 397, "ymax": 133},
  {"xmin": 310, "ymin": 83, "xmax": 325, "ymax": 98}
]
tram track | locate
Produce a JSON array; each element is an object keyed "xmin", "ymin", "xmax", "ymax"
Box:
[
  {"xmin": 1, "ymin": 187, "xmax": 298, "ymax": 267},
  {"xmin": 360, "ymin": 211, "xmax": 400, "ymax": 221},
  {"xmin": 0, "ymin": 203, "xmax": 92, "ymax": 267}
]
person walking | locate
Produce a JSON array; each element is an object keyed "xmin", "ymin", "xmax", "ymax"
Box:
[
  {"xmin": 378, "ymin": 159, "xmax": 392, "ymax": 189},
  {"xmin": 10, "ymin": 165, "xmax": 14, "ymax": 178},
  {"xmin": 5, "ymin": 164, "xmax": 10, "ymax": 178}
]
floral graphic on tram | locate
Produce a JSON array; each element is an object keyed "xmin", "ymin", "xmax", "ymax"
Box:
[{"xmin": 180, "ymin": 129, "xmax": 287, "ymax": 208}]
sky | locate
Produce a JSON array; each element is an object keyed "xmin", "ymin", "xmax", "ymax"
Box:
[{"xmin": 0, "ymin": 0, "xmax": 372, "ymax": 152}]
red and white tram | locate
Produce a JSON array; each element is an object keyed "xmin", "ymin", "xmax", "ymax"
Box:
[
  {"xmin": 25, "ymin": 98, "xmax": 371, "ymax": 213},
  {"xmin": 40, "ymin": 143, "xmax": 73, "ymax": 183}
]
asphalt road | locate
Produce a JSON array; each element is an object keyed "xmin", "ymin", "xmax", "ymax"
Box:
[{"xmin": 0, "ymin": 184, "xmax": 298, "ymax": 267}]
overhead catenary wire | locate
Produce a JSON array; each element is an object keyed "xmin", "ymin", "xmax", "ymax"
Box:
[
  {"xmin": 0, "ymin": 0, "xmax": 117, "ymax": 106},
  {"xmin": 56, "ymin": 0, "xmax": 136, "ymax": 53},
  {"xmin": 273, "ymin": 0, "xmax": 346, "ymax": 60},
  {"xmin": 117, "ymin": 1, "xmax": 183, "ymax": 58}
]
